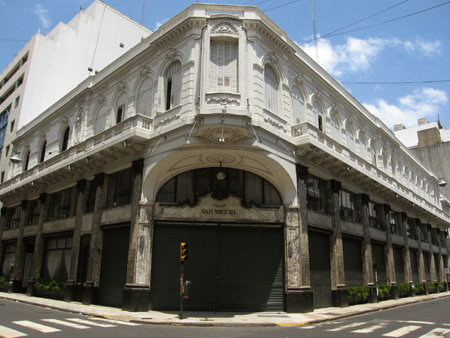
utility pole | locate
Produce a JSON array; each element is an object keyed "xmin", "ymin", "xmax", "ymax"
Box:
[{"xmin": 310, "ymin": 0, "xmax": 319, "ymax": 62}]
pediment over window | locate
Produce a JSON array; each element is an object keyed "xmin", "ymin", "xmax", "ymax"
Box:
[{"xmin": 210, "ymin": 21, "xmax": 239, "ymax": 36}]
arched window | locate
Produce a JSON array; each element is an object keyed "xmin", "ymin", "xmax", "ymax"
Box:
[
  {"xmin": 94, "ymin": 105, "xmax": 107, "ymax": 135},
  {"xmin": 330, "ymin": 113, "xmax": 340, "ymax": 141},
  {"xmin": 61, "ymin": 127, "xmax": 70, "ymax": 152},
  {"xmin": 157, "ymin": 167, "xmax": 282, "ymax": 207},
  {"xmin": 264, "ymin": 64, "xmax": 279, "ymax": 112},
  {"xmin": 346, "ymin": 123, "xmax": 355, "ymax": 152},
  {"xmin": 291, "ymin": 86, "xmax": 305, "ymax": 124},
  {"xmin": 23, "ymin": 150, "xmax": 30, "ymax": 171},
  {"xmin": 39, "ymin": 141, "xmax": 47, "ymax": 164},
  {"xmin": 136, "ymin": 77, "xmax": 153, "ymax": 117},
  {"xmin": 313, "ymin": 100, "xmax": 324, "ymax": 132},
  {"xmin": 115, "ymin": 93, "xmax": 127, "ymax": 124},
  {"xmin": 165, "ymin": 61, "xmax": 182, "ymax": 110}
]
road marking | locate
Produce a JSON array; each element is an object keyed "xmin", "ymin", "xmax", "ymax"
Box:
[
  {"xmin": 418, "ymin": 328, "xmax": 450, "ymax": 337},
  {"xmin": 0, "ymin": 325, "xmax": 27, "ymax": 338},
  {"xmin": 352, "ymin": 324, "xmax": 387, "ymax": 333},
  {"xmin": 382, "ymin": 325, "xmax": 422, "ymax": 337},
  {"xmin": 42, "ymin": 319, "xmax": 90, "ymax": 329},
  {"xmin": 398, "ymin": 320, "xmax": 435, "ymax": 325},
  {"xmin": 327, "ymin": 322, "xmax": 368, "ymax": 331},
  {"xmin": 66, "ymin": 318, "xmax": 116, "ymax": 327},
  {"xmin": 91, "ymin": 318, "xmax": 141, "ymax": 326},
  {"xmin": 13, "ymin": 321, "xmax": 61, "ymax": 333}
]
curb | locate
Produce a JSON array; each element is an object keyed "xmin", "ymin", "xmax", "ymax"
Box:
[{"xmin": 1, "ymin": 292, "xmax": 449, "ymax": 327}]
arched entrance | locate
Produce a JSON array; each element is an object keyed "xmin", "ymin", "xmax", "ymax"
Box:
[{"xmin": 150, "ymin": 167, "xmax": 285, "ymax": 311}]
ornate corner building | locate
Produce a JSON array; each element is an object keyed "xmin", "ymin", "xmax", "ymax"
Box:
[{"xmin": 0, "ymin": 4, "xmax": 449, "ymax": 313}]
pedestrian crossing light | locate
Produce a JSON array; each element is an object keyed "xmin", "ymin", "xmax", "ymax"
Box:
[{"xmin": 180, "ymin": 242, "xmax": 188, "ymax": 262}]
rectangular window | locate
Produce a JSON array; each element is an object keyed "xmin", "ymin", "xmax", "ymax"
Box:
[
  {"xmin": 27, "ymin": 199, "xmax": 40, "ymax": 225},
  {"xmin": 14, "ymin": 96, "xmax": 20, "ymax": 108},
  {"xmin": 10, "ymin": 120, "xmax": 15, "ymax": 132},
  {"xmin": 340, "ymin": 189, "xmax": 357, "ymax": 222},
  {"xmin": 42, "ymin": 236, "xmax": 72, "ymax": 282},
  {"xmin": 210, "ymin": 41, "xmax": 238, "ymax": 92},
  {"xmin": 389, "ymin": 211, "xmax": 400, "ymax": 234},
  {"xmin": 5, "ymin": 145, "xmax": 9, "ymax": 157},
  {"xmin": 0, "ymin": 171, "xmax": 4, "ymax": 183},
  {"xmin": 1, "ymin": 242, "xmax": 16, "ymax": 277},
  {"xmin": 116, "ymin": 105, "xmax": 124, "ymax": 123},
  {"xmin": 47, "ymin": 186, "xmax": 78, "ymax": 221},
  {"xmin": 369, "ymin": 202, "xmax": 382, "ymax": 229},
  {"xmin": 306, "ymin": 174, "xmax": 327, "ymax": 212},
  {"xmin": 106, "ymin": 167, "xmax": 133, "ymax": 208}
]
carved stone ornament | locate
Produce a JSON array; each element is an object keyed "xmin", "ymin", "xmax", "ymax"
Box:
[
  {"xmin": 206, "ymin": 93, "xmax": 240, "ymax": 106},
  {"xmin": 211, "ymin": 21, "xmax": 239, "ymax": 35},
  {"xmin": 293, "ymin": 75, "xmax": 304, "ymax": 87},
  {"xmin": 140, "ymin": 66, "xmax": 151, "ymax": 77},
  {"xmin": 166, "ymin": 48, "xmax": 177, "ymax": 61},
  {"xmin": 205, "ymin": 154, "xmax": 236, "ymax": 165},
  {"xmin": 331, "ymin": 105, "xmax": 339, "ymax": 115},
  {"xmin": 117, "ymin": 81, "xmax": 128, "ymax": 92},
  {"xmin": 314, "ymin": 91, "xmax": 323, "ymax": 101},
  {"xmin": 267, "ymin": 52, "xmax": 279, "ymax": 65},
  {"xmin": 97, "ymin": 95, "xmax": 107, "ymax": 106},
  {"xmin": 197, "ymin": 126, "xmax": 249, "ymax": 144}
]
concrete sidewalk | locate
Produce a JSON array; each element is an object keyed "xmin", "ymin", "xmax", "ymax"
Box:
[{"xmin": 1, "ymin": 291, "xmax": 449, "ymax": 327}]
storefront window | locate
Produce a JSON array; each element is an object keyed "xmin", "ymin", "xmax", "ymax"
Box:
[
  {"xmin": 306, "ymin": 174, "xmax": 326, "ymax": 212},
  {"xmin": 42, "ymin": 236, "xmax": 72, "ymax": 282},
  {"xmin": 340, "ymin": 189, "xmax": 357, "ymax": 222}
]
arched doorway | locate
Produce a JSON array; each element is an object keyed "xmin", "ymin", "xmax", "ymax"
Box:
[{"xmin": 150, "ymin": 167, "xmax": 285, "ymax": 311}]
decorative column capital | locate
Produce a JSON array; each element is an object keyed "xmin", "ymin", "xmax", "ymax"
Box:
[{"xmin": 295, "ymin": 163, "xmax": 309, "ymax": 181}]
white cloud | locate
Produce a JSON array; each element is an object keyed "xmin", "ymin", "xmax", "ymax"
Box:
[
  {"xmin": 363, "ymin": 88, "xmax": 448, "ymax": 128},
  {"xmin": 300, "ymin": 36, "xmax": 441, "ymax": 77},
  {"xmin": 154, "ymin": 18, "xmax": 169, "ymax": 31},
  {"xmin": 404, "ymin": 37, "xmax": 442, "ymax": 57},
  {"xmin": 34, "ymin": 4, "xmax": 51, "ymax": 29},
  {"xmin": 302, "ymin": 36, "xmax": 399, "ymax": 77}
]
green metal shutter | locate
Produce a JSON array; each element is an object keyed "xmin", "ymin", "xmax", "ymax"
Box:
[
  {"xmin": 308, "ymin": 230, "xmax": 332, "ymax": 309},
  {"xmin": 219, "ymin": 226, "xmax": 283, "ymax": 311},
  {"xmin": 98, "ymin": 226, "xmax": 130, "ymax": 307},
  {"xmin": 151, "ymin": 224, "xmax": 284, "ymax": 312},
  {"xmin": 343, "ymin": 236, "xmax": 363, "ymax": 287},
  {"xmin": 372, "ymin": 242, "xmax": 387, "ymax": 284}
]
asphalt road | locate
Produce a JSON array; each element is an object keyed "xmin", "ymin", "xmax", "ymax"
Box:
[{"xmin": 0, "ymin": 297, "xmax": 449, "ymax": 337}]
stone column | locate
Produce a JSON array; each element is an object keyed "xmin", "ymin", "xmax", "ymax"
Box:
[
  {"xmin": 357, "ymin": 194, "xmax": 377, "ymax": 302},
  {"xmin": 328, "ymin": 180, "xmax": 348, "ymax": 307},
  {"xmin": 398, "ymin": 213, "xmax": 414, "ymax": 296},
  {"xmin": 83, "ymin": 173, "xmax": 107, "ymax": 305},
  {"xmin": 379, "ymin": 204, "xmax": 398, "ymax": 299},
  {"xmin": 284, "ymin": 164, "xmax": 313, "ymax": 313},
  {"xmin": 415, "ymin": 220, "xmax": 426, "ymax": 293},
  {"xmin": 122, "ymin": 159, "xmax": 151, "ymax": 312},
  {"xmin": 426, "ymin": 225, "xmax": 437, "ymax": 292},
  {"xmin": 27, "ymin": 194, "xmax": 49, "ymax": 296},
  {"xmin": 9, "ymin": 201, "xmax": 30, "ymax": 292},
  {"xmin": 438, "ymin": 231, "xmax": 448, "ymax": 291},
  {"xmin": 65, "ymin": 180, "xmax": 88, "ymax": 301},
  {"xmin": 0, "ymin": 207, "xmax": 6, "ymax": 269}
]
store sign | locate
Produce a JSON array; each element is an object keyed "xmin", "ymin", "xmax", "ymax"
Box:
[
  {"xmin": 445, "ymin": 268, "xmax": 450, "ymax": 274},
  {"xmin": 155, "ymin": 194, "xmax": 283, "ymax": 223}
]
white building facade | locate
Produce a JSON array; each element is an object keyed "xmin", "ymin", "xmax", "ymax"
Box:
[
  {"xmin": 0, "ymin": 4, "xmax": 449, "ymax": 313},
  {"xmin": 0, "ymin": 0, "xmax": 151, "ymax": 183}
]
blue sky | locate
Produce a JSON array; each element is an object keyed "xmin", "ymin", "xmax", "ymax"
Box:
[{"xmin": 1, "ymin": 0, "xmax": 449, "ymax": 130}]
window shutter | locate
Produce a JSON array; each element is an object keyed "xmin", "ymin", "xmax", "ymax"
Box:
[
  {"xmin": 171, "ymin": 69, "xmax": 181, "ymax": 107},
  {"xmin": 137, "ymin": 78, "xmax": 153, "ymax": 117}
]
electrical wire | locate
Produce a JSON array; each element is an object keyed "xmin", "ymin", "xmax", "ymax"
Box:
[
  {"xmin": 341, "ymin": 79, "xmax": 450, "ymax": 85},
  {"xmin": 264, "ymin": 0, "xmax": 302, "ymax": 13},
  {"xmin": 322, "ymin": 0, "xmax": 409, "ymax": 38},
  {"xmin": 299, "ymin": 1, "xmax": 450, "ymax": 45}
]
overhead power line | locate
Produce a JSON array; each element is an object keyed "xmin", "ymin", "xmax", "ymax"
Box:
[
  {"xmin": 299, "ymin": 1, "xmax": 450, "ymax": 45},
  {"xmin": 322, "ymin": 0, "xmax": 409, "ymax": 38},
  {"xmin": 341, "ymin": 79, "xmax": 450, "ymax": 85},
  {"xmin": 264, "ymin": 0, "xmax": 302, "ymax": 12}
]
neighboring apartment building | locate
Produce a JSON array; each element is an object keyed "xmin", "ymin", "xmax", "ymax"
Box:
[
  {"xmin": 395, "ymin": 118, "xmax": 450, "ymax": 201},
  {"xmin": 0, "ymin": 3, "xmax": 449, "ymax": 314},
  {"xmin": 0, "ymin": 0, "xmax": 151, "ymax": 183}
]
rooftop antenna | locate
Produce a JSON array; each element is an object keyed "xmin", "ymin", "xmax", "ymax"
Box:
[
  {"xmin": 310, "ymin": 0, "xmax": 319, "ymax": 62},
  {"xmin": 141, "ymin": 0, "xmax": 146, "ymax": 25}
]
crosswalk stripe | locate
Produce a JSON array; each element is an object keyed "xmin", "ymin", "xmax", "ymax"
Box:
[
  {"xmin": 419, "ymin": 328, "xmax": 450, "ymax": 337},
  {"xmin": 327, "ymin": 322, "xmax": 368, "ymax": 331},
  {"xmin": 382, "ymin": 325, "xmax": 422, "ymax": 337},
  {"xmin": 90, "ymin": 318, "xmax": 141, "ymax": 326},
  {"xmin": 398, "ymin": 320, "xmax": 435, "ymax": 325},
  {"xmin": 0, "ymin": 325, "xmax": 27, "ymax": 338},
  {"xmin": 13, "ymin": 321, "xmax": 61, "ymax": 333},
  {"xmin": 42, "ymin": 319, "xmax": 90, "ymax": 329},
  {"xmin": 66, "ymin": 318, "xmax": 116, "ymax": 327},
  {"xmin": 352, "ymin": 324, "xmax": 387, "ymax": 333}
]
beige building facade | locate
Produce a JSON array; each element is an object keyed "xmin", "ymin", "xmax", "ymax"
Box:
[{"xmin": 0, "ymin": 4, "xmax": 449, "ymax": 313}]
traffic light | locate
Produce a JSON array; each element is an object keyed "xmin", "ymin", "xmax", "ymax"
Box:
[{"xmin": 180, "ymin": 242, "xmax": 188, "ymax": 262}]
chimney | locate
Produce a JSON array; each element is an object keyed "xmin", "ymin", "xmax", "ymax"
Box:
[
  {"xmin": 394, "ymin": 124, "xmax": 405, "ymax": 131},
  {"xmin": 417, "ymin": 118, "xmax": 429, "ymax": 126}
]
